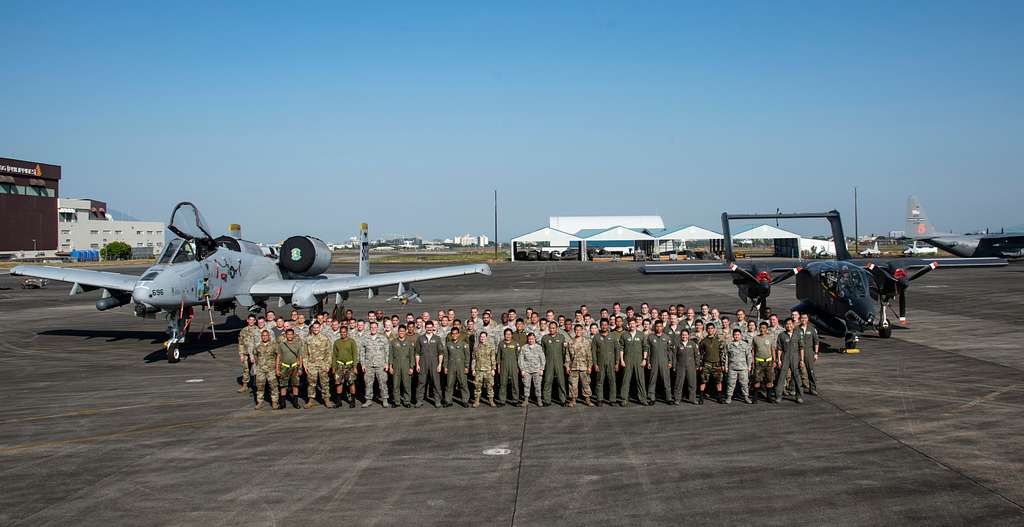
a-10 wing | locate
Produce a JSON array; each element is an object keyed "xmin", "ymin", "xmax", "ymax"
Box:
[
  {"xmin": 10, "ymin": 265, "xmax": 138, "ymax": 292},
  {"xmin": 249, "ymin": 263, "xmax": 492, "ymax": 307}
]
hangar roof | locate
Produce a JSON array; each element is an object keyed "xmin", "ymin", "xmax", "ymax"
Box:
[
  {"xmin": 549, "ymin": 215, "xmax": 664, "ymax": 233},
  {"xmin": 732, "ymin": 224, "xmax": 801, "ymax": 240}
]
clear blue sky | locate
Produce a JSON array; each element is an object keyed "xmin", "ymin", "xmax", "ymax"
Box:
[{"xmin": 2, "ymin": 1, "xmax": 1021, "ymax": 241}]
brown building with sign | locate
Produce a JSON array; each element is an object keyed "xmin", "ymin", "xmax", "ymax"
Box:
[{"xmin": 0, "ymin": 157, "xmax": 61, "ymax": 254}]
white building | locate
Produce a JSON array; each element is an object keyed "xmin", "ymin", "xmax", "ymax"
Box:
[
  {"xmin": 57, "ymin": 198, "xmax": 165, "ymax": 256},
  {"xmin": 451, "ymin": 234, "xmax": 490, "ymax": 247}
]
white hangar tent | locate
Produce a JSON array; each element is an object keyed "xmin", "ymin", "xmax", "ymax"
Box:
[
  {"xmin": 510, "ymin": 227, "xmax": 582, "ymax": 261},
  {"xmin": 732, "ymin": 224, "xmax": 835, "ymax": 258},
  {"xmin": 652, "ymin": 225, "xmax": 724, "ymax": 254},
  {"xmin": 582, "ymin": 226, "xmax": 655, "ymax": 256}
]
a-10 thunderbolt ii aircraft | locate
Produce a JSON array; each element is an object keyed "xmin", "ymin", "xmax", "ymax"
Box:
[
  {"xmin": 643, "ymin": 210, "xmax": 1006, "ymax": 351},
  {"xmin": 11, "ymin": 202, "xmax": 491, "ymax": 362}
]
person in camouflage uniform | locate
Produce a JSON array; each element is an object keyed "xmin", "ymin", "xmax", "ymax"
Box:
[
  {"xmin": 253, "ymin": 329, "xmax": 279, "ymax": 410},
  {"xmin": 303, "ymin": 322, "xmax": 332, "ymax": 408},
  {"xmin": 496, "ymin": 328, "xmax": 521, "ymax": 406},
  {"xmin": 389, "ymin": 326, "xmax": 416, "ymax": 407},
  {"xmin": 237, "ymin": 315, "xmax": 258, "ymax": 393},
  {"xmin": 361, "ymin": 322, "xmax": 392, "ymax": 408},
  {"xmin": 591, "ymin": 319, "xmax": 618, "ymax": 406},
  {"xmin": 724, "ymin": 329, "xmax": 753, "ymax": 404},
  {"xmin": 331, "ymin": 325, "xmax": 360, "ymax": 408},
  {"xmin": 472, "ymin": 332, "xmax": 497, "ymax": 408},
  {"xmin": 276, "ymin": 328, "xmax": 305, "ymax": 409},
  {"xmin": 292, "ymin": 313, "xmax": 309, "ymax": 340},
  {"xmin": 519, "ymin": 333, "xmax": 546, "ymax": 406},
  {"xmin": 565, "ymin": 325, "xmax": 594, "ymax": 407},
  {"xmin": 443, "ymin": 327, "xmax": 471, "ymax": 407},
  {"xmin": 698, "ymin": 323, "xmax": 727, "ymax": 403},
  {"xmin": 750, "ymin": 322, "xmax": 776, "ymax": 403}
]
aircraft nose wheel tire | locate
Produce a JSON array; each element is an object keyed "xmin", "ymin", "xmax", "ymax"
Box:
[
  {"xmin": 167, "ymin": 343, "xmax": 181, "ymax": 363},
  {"xmin": 878, "ymin": 325, "xmax": 892, "ymax": 338}
]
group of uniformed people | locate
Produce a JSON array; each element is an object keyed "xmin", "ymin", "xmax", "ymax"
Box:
[{"xmin": 235, "ymin": 302, "xmax": 821, "ymax": 411}]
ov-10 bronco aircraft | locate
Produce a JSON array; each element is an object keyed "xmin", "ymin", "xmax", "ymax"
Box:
[
  {"xmin": 643, "ymin": 210, "xmax": 1006, "ymax": 351},
  {"xmin": 11, "ymin": 202, "xmax": 491, "ymax": 362}
]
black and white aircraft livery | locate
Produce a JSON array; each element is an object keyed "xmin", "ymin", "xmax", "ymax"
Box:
[
  {"xmin": 11, "ymin": 202, "xmax": 491, "ymax": 362},
  {"xmin": 906, "ymin": 195, "xmax": 1024, "ymax": 258},
  {"xmin": 644, "ymin": 210, "xmax": 1006, "ymax": 351}
]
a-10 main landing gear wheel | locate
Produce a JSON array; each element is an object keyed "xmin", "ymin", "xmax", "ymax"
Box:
[{"xmin": 877, "ymin": 324, "xmax": 892, "ymax": 339}]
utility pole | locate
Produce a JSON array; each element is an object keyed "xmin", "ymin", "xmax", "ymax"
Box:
[
  {"xmin": 854, "ymin": 187, "xmax": 859, "ymax": 254},
  {"xmin": 493, "ymin": 190, "xmax": 498, "ymax": 259}
]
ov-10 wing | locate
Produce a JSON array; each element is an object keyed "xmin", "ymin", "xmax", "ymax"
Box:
[
  {"xmin": 10, "ymin": 265, "xmax": 138, "ymax": 293},
  {"xmin": 249, "ymin": 263, "xmax": 492, "ymax": 307}
]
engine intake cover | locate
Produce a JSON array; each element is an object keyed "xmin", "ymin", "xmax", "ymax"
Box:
[{"xmin": 280, "ymin": 236, "xmax": 331, "ymax": 276}]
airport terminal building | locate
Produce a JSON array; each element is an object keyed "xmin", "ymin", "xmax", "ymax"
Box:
[{"xmin": 0, "ymin": 157, "xmax": 61, "ymax": 256}]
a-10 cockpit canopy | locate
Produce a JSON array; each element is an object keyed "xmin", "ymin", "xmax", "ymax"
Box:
[
  {"xmin": 167, "ymin": 202, "xmax": 217, "ymax": 259},
  {"xmin": 157, "ymin": 238, "xmax": 197, "ymax": 264}
]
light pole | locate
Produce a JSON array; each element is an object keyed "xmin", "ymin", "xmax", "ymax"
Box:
[{"xmin": 32, "ymin": 239, "xmax": 36, "ymax": 252}]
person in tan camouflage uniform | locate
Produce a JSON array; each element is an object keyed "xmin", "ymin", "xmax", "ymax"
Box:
[
  {"xmin": 303, "ymin": 322, "xmax": 332, "ymax": 408},
  {"xmin": 472, "ymin": 332, "xmax": 497, "ymax": 408},
  {"xmin": 253, "ymin": 329, "xmax": 279, "ymax": 410},
  {"xmin": 237, "ymin": 314, "xmax": 258, "ymax": 393},
  {"xmin": 565, "ymin": 325, "xmax": 594, "ymax": 407}
]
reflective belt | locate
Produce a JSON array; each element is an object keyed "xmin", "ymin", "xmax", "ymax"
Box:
[
  {"xmin": 755, "ymin": 357, "xmax": 773, "ymax": 363},
  {"xmin": 281, "ymin": 362, "xmax": 298, "ymax": 368},
  {"xmin": 336, "ymin": 360, "xmax": 354, "ymax": 366}
]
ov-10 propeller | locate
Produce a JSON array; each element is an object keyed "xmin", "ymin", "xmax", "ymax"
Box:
[
  {"xmin": 729, "ymin": 262, "xmax": 800, "ymax": 319},
  {"xmin": 865, "ymin": 261, "xmax": 937, "ymax": 333}
]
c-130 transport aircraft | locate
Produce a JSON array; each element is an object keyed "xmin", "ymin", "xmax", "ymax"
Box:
[{"xmin": 12, "ymin": 202, "xmax": 491, "ymax": 362}]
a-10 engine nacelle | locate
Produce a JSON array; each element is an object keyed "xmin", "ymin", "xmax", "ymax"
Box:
[{"xmin": 279, "ymin": 236, "xmax": 332, "ymax": 276}]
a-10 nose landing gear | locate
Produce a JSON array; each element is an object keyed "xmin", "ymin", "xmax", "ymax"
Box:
[{"xmin": 164, "ymin": 306, "xmax": 194, "ymax": 363}]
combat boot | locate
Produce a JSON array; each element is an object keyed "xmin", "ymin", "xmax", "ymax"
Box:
[
  {"xmin": 271, "ymin": 400, "xmax": 281, "ymax": 411},
  {"xmin": 304, "ymin": 397, "xmax": 317, "ymax": 409},
  {"xmin": 361, "ymin": 399, "xmax": 373, "ymax": 408},
  {"xmin": 583, "ymin": 397, "xmax": 594, "ymax": 407},
  {"xmin": 238, "ymin": 384, "xmax": 249, "ymax": 394},
  {"xmin": 471, "ymin": 394, "xmax": 481, "ymax": 408},
  {"xmin": 488, "ymin": 396, "xmax": 496, "ymax": 408},
  {"xmin": 327, "ymin": 395, "xmax": 339, "ymax": 408},
  {"xmin": 291, "ymin": 395, "xmax": 301, "ymax": 409},
  {"xmin": 254, "ymin": 401, "xmax": 264, "ymax": 410},
  {"xmin": 349, "ymin": 397, "xmax": 356, "ymax": 409},
  {"xmin": 567, "ymin": 398, "xmax": 575, "ymax": 408}
]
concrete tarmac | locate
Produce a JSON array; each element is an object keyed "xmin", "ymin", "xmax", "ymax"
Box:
[{"xmin": 1, "ymin": 261, "xmax": 1022, "ymax": 526}]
